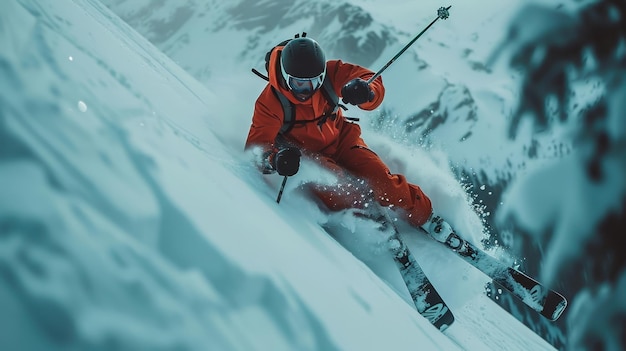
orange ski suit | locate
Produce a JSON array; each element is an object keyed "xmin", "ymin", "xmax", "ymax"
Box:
[{"xmin": 245, "ymin": 45, "xmax": 432, "ymax": 226}]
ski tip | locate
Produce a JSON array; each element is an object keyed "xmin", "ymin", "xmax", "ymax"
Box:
[
  {"xmin": 541, "ymin": 290, "xmax": 568, "ymax": 321},
  {"xmin": 548, "ymin": 299, "xmax": 568, "ymax": 321}
]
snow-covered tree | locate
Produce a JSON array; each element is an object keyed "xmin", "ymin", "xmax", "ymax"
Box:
[{"xmin": 497, "ymin": 1, "xmax": 626, "ymax": 349}]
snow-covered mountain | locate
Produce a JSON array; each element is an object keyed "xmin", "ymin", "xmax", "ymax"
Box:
[
  {"xmin": 99, "ymin": 0, "xmax": 576, "ymax": 188},
  {"xmin": 0, "ymin": 0, "xmax": 564, "ymax": 350},
  {"xmin": 0, "ymin": 0, "xmax": 566, "ymax": 350},
  {"xmin": 100, "ymin": 0, "xmax": 395, "ymax": 73},
  {"xmin": 5, "ymin": 0, "xmax": 624, "ymax": 350},
  {"xmin": 97, "ymin": 0, "xmax": 579, "ymax": 346}
]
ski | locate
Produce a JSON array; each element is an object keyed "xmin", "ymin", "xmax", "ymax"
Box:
[
  {"xmin": 343, "ymin": 209, "xmax": 454, "ymax": 331},
  {"xmin": 425, "ymin": 230, "xmax": 567, "ymax": 321},
  {"xmin": 388, "ymin": 230, "xmax": 455, "ymax": 331}
]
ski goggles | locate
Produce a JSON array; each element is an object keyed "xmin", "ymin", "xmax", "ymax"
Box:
[{"xmin": 281, "ymin": 65, "xmax": 326, "ymax": 100}]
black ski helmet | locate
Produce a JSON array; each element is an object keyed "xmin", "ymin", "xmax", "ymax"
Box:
[{"xmin": 280, "ymin": 37, "xmax": 326, "ymax": 79}]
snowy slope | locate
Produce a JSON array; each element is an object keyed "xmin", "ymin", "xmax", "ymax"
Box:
[
  {"xmin": 98, "ymin": 2, "xmax": 572, "ymax": 345},
  {"xmin": 1, "ymin": 0, "xmax": 556, "ymax": 350}
]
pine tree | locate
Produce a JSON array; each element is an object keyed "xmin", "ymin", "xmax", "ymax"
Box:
[{"xmin": 500, "ymin": 1, "xmax": 626, "ymax": 349}]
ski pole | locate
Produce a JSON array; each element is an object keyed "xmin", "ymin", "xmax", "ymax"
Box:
[
  {"xmin": 367, "ymin": 6, "xmax": 451, "ymax": 85},
  {"xmin": 276, "ymin": 176, "xmax": 288, "ymax": 203}
]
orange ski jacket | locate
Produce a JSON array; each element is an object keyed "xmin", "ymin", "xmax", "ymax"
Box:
[
  {"xmin": 245, "ymin": 45, "xmax": 385, "ymax": 155},
  {"xmin": 245, "ymin": 44, "xmax": 433, "ymax": 226}
]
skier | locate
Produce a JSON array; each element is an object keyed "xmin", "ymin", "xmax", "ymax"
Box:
[{"xmin": 245, "ymin": 36, "xmax": 454, "ymax": 243}]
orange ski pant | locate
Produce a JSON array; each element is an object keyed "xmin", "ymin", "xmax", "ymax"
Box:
[{"xmin": 305, "ymin": 123, "xmax": 432, "ymax": 227}]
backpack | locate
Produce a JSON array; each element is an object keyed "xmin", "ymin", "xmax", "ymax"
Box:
[{"xmin": 251, "ymin": 32, "xmax": 352, "ymax": 135}]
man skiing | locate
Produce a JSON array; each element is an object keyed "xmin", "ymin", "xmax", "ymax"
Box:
[{"xmin": 245, "ymin": 36, "xmax": 454, "ymax": 242}]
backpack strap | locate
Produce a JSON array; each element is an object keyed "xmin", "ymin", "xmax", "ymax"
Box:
[
  {"xmin": 269, "ymin": 79, "xmax": 356, "ymax": 135},
  {"xmin": 316, "ymin": 77, "xmax": 349, "ymax": 126},
  {"xmin": 251, "ymin": 68, "xmax": 269, "ymax": 81},
  {"xmin": 323, "ymin": 78, "xmax": 348, "ymax": 116},
  {"xmin": 270, "ymin": 87, "xmax": 296, "ymax": 135},
  {"xmin": 252, "ymin": 39, "xmax": 355, "ymax": 134}
]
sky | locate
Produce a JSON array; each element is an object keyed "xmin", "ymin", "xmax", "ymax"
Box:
[{"xmin": 0, "ymin": 0, "xmax": 601, "ymax": 350}]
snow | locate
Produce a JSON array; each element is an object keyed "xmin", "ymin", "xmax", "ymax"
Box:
[{"xmin": 0, "ymin": 0, "xmax": 566, "ymax": 350}]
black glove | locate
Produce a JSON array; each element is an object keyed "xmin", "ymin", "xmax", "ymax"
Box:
[
  {"xmin": 341, "ymin": 78, "xmax": 374, "ymax": 105},
  {"xmin": 270, "ymin": 147, "xmax": 301, "ymax": 176}
]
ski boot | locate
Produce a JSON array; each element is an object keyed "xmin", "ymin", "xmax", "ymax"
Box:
[{"xmin": 421, "ymin": 213, "xmax": 465, "ymax": 251}]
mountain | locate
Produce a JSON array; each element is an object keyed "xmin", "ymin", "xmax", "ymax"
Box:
[
  {"xmin": 100, "ymin": 0, "xmax": 395, "ymax": 71},
  {"xmin": 98, "ymin": 0, "xmax": 576, "ymax": 346},
  {"xmin": 97, "ymin": 0, "xmax": 626, "ymax": 349},
  {"xmin": 1, "ymin": 0, "xmax": 562, "ymax": 350},
  {"xmin": 100, "ymin": 0, "xmax": 573, "ymax": 186}
]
